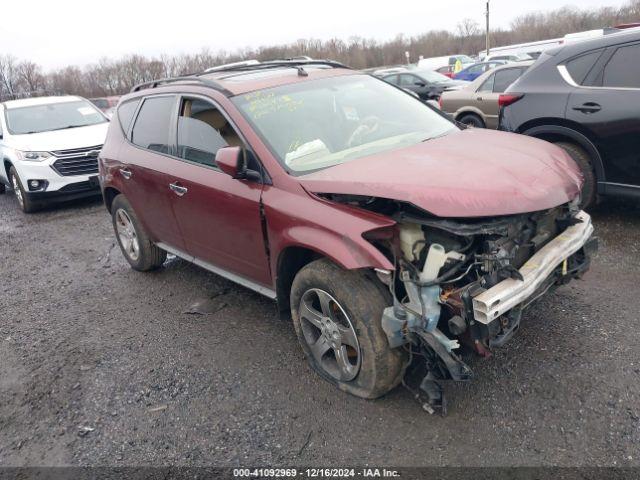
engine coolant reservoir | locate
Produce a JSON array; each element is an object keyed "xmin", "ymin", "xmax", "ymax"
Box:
[{"xmin": 399, "ymin": 223, "xmax": 425, "ymax": 262}]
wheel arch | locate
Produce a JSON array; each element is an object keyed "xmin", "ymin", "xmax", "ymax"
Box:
[
  {"xmin": 454, "ymin": 107, "xmax": 485, "ymax": 123},
  {"xmin": 273, "ymin": 229, "xmax": 393, "ymax": 318},
  {"xmin": 520, "ymin": 121, "xmax": 606, "ymax": 183},
  {"xmin": 275, "ymin": 246, "xmax": 324, "ymax": 317},
  {"xmin": 3, "ymin": 158, "xmax": 13, "ymax": 183},
  {"xmin": 103, "ymin": 186, "xmax": 121, "ymax": 213}
]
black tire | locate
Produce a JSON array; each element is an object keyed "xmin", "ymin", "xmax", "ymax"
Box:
[
  {"xmin": 290, "ymin": 258, "xmax": 408, "ymax": 399},
  {"xmin": 458, "ymin": 113, "xmax": 485, "ymax": 128},
  {"xmin": 111, "ymin": 194, "xmax": 166, "ymax": 271},
  {"xmin": 0, "ymin": 182, "xmax": 5, "ymax": 194},
  {"xmin": 9, "ymin": 166, "xmax": 38, "ymax": 213},
  {"xmin": 554, "ymin": 141, "xmax": 596, "ymax": 209}
]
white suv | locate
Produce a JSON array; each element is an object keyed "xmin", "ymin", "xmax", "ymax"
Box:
[{"xmin": 0, "ymin": 95, "xmax": 110, "ymax": 213}]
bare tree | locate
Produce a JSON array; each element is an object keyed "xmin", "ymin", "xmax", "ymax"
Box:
[{"xmin": 2, "ymin": 0, "xmax": 639, "ymax": 99}]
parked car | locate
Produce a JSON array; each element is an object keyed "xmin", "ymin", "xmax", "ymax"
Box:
[
  {"xmin": 90, "ymin": 96, "xmax": 120, "ymax": 113},
  {"xmin": 100, "ymin": 59, "xmax": 596, "ymax": 411},
  {"xmin": 452, "ymin": 60, "xmax": 508, "ymax": 81},
  {"xmin": 417, "ymin": 55, "xmax": 475, "ymax": 77},
  {"xmin": 500, "ymin": 29, "xmax": 640, "ymax": 208},
  {"xmin": 381, "ymin": 69, "xmax": 467, "ymax": 100},
  {"xmin": 0, "ymin": 95, "xmax": 109, "ymax": 212},
  {"xmin": 440, "ymin": 62, "xmax": 533, "ymax": 128}
]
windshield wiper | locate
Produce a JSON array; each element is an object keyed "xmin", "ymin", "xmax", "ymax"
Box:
[{"xmin": 56, "ymin": 124, "xmax": 86, "ymax": 130}]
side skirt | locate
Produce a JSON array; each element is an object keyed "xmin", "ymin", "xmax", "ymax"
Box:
[{"xmin": 156, "ymin": 242, "xmax": 277, "ymax": 300}]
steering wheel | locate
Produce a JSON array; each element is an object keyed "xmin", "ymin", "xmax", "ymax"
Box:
[{"xmin": 347, "ymin": 116, "xmax": 381, "ymax": 148}]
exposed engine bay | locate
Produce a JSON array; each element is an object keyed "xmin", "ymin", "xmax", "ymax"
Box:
[{"xmin": 321, "ymin": 193, "xmax": 598, "ymax": 414}]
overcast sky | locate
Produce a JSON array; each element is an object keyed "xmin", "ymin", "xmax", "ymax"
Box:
[{"xmin": 1, "ymin": 0, "xmax": 630, "ymax": 70}]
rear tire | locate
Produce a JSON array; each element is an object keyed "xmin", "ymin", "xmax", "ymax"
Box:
[
  {"xmin": 9, "ymin": 167, "xmax": 38, "ymax": 213},
  {"xmin": 290, "ymin": 258, "xmax": 408, "ymax": 399},
  {"xmin": 457, "ymin": 113, "xmax": 485, "ymax": 128},
  {"xmin": 554, "ymin": 141, "xmax": 596, "ymax": 209},
  {"xmin": 111, "ymin": 194, "xmax": 166, "ymax": 271}
]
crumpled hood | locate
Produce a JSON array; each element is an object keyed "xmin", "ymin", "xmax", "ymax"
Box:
[
  {"xmin": 6, "ymin": 122, "xmax": 109, "ymax": 152},
  {"xmin": 299, "ymin": 129, "xmax": 583, "ymax": 218}
]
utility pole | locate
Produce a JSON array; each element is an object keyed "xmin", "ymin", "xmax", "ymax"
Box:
[{"xmin": 485, "ymin": 0, "xmax": 490, "ymax": 56}]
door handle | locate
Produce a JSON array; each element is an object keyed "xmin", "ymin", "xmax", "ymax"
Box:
[
  {"xmin": 119, "ymin": 168, "xmax": 132, "ymax": 179},
  {"xmin": 572, "ymin": 102, "xmax": 601, "ymax": 114},
  {"xmin": 169, "ymin": 182, "xmax": 188, "ymax": 197}
]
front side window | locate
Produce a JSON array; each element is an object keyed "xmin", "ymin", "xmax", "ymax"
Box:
[
  {"xmin": 232, "ymin": 74, "xmax": 457, "ymax": 174},
  {"xmin": 131, "ymin": 96, "xmax": 175, "ymax": 154},
  {"xmin": 177, "ymin": 97, "xmax": 239, "ymax": 167},
  {"xmin": 603, "ymin": 44, "xmax": 640, "ymax": 88},
  {"xmin": 5, "ymin": 100, "xmax": 107, "ymax": 135}
]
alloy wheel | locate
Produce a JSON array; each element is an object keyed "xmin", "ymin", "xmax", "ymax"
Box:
[
  {"xmin": 299, "ymin": 288, "xmax": 361, "ymax": 382},
  {"xmin": 115, "ymin": 209, "xmax": 140, "ymax": 261}
]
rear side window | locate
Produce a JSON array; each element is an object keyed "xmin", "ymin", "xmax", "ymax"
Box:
[
  {"xmin": 398, "ymin": 74, "xmax": 418, "ymax": 86},
  {"xmin": 492, "ymin": 68, "xmax": 522, "ymax": 93},
  {"xmin": 384, "ymin": 75, "xmax": 400, "ymax": 85},
  {"xmin": 131, "ymin": 96, "xmax": 175, "ymax": 154},
  {"xmin": 117, "ymin": 100, "xmax": 139, "ymax": 135},
  {"xmin": 478, "ymin": 73, "xmax": 495, "ymax": 92},
  {"xmin": 177, "ymin": 98, "xmax": 230, "ymax": 167},
  {"xmin": 565, "ymin": 50, "xmax": 602, "ymax": 85},
  {"xmin": 603, "ymin": 44, "xmax": 640, "ymax": 88}
]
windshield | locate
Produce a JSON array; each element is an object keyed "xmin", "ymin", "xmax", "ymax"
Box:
[
  {"xmin": 5, "ymin": 100, "xmax": 107, "ymax": 135},
  {"xmin": 232, "ymin": 75, "xmax": 457, "ymax": 174}
]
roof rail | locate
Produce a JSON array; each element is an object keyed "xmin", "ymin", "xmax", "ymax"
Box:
[
  {"xmin": 205, "ymin": 60, "xmax": 260, "ymax": 73},
  {"xmin": 129, "ymin": 75, "xmax": 232, "ymax": 95},
  {"xmin": 205, "ymin": 58, "xmax": 351, "ymax": 75},
  {"xmin": 129, "ymin": 59, "xmax": 350, "ymax": 94}
]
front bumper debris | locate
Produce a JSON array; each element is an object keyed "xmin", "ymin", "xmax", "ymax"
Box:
[{"xmin": 472, "ymin": 210, "xmax": 594, "ymax": 324}]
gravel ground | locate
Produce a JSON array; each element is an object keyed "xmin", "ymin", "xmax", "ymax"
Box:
[{"xmin": 0, "ymin": 190, "xmax": 639, "ymax": 468}]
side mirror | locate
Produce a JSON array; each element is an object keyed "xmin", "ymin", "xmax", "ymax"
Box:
[
  {"xmin": 215, "ymin": 146, "xmax": 243, "ymax": 178},
  {"xmin": 215, "ymin": 146, "xmax": 262, "ymax": 182},
  {"xmin": 415, "ymin": 81, "xmax": 426, "ymax": 87}
]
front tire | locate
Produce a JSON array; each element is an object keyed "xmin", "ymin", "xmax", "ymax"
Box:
[
  {"xmin": 554, "ymin": 141, "xmax": 596, "ymax": 209},
  {"xmin": 9, "ymin": 167, "xmax": 38, "ymax": 213},
  {"xmin": 290, "ymin": 259, "xmax": 408, "ymax": 399},
  {"xmin": 111, "ymin": 194, "xmax": 166, "ymax": 271}
]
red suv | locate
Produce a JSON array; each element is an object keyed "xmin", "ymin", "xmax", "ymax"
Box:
[{"xmin": 99, "ymin": 60, "xmax": 597, "ymax": 411}]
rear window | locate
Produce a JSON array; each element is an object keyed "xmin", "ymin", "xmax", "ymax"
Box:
[
  {"xmin": 131, "ymin": 96, "xmax": 175, "ymax": 154},
  {"xmin": 603, "ymin": 44, "xmax": 640, "ymax": 88},
  {"xmin": 492, "ymin": 68, "xmax": 523, "ymax": 92}
]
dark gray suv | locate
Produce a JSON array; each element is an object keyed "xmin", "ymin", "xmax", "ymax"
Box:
[{"xmin": 499, "ymin": 29, "xmax": 640, "ymax": 207}]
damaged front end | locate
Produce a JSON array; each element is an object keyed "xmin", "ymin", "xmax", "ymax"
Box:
[{"xmin": 326, "ymin": 194, "xmax": 598, "ymax": 414}]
